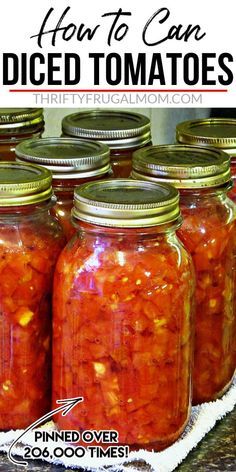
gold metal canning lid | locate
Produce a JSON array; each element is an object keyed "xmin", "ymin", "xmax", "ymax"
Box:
[
  {"xmin": 62, "ymin": 110, "xmax": 151, "ymax": 149},
  {"xmin": 72, "ymin": 179, "xmax": 180, "ymax": 228},
  {"xmin": 15, "ymin": 137, "xmax": 111, "ymax": 179},
  {"xmin": 0, "ymin": 162, "xmax": 52, "ymax": 206},
  {"xmin": 132, "ymin": 145, "xmax": 231, "ymax": 189},
  {"xmin": 176, "ymin": 118, "xmax": 236, "ymax": 157},
  {"xmin": 0, "ymin": 108, "xmax": 44, "ymax": 134}
]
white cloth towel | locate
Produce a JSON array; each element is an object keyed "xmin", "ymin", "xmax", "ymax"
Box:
[{"xmin": 0, "ymin": 377, "xmax": 235, "ymax": 472}]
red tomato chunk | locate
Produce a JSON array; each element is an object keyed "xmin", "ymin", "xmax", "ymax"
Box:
[
  {"xmin": 53, "ymin": 228, "xmax": 194, "ymax": 449},
  {"xmin": 0, "ymin": 222, "xmax": 64, "ymax": 430},
  {"xmin": 178, "ymin": 202, "xmax": 236, "ymax": 404}
]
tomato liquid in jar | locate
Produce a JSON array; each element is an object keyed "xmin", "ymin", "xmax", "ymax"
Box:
[
  {"xmin": 62, "ymin": 110, "xmax": 152, "ymax": 178},
  {"xmin": 0, "ymin": 108, "xmax": 44, "ymax": 161},
  {"xmin": 132, "ymin": 145, "xmax": 236, "ymax": 404},
  {"xmin": 176, "ymin": 118, "xmax": 236, "ymax": 203},
  {"xmin": 53, "ymin": 179, "xmax": 194, "ymax": 450},
  {"xmin": 0, "ymin": 162, "xmax": 65, "ymax": 430},
  {"xmin": 15, "ymin": 137, "xmax": 112, "ymax": 242}
]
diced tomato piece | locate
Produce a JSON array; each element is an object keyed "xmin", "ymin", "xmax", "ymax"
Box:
[
  {"xmin": 53, "ymin": 224, "xmax": 193, "ymax": 448},
  {"xmin": 178, "ymin": 202, "xmax": 236, "ymax": 404},
  {"xmin": 0, "ymin": 222, "xmax": 64, "ymax": 430}
]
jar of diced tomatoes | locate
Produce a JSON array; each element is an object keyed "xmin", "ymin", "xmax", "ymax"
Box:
[
  {"xmin": 15, "ymin": 137, "xmax": 112, "ymax": 241},
  {"xmin": 132, "ymin": 144, "xmax": 236, "ymax": 404},
  {"xmin": 0, "ymin": 162, "xmax": 65, "ymax": 430},
  {"xmin": 0, "ymin": 108, "xmax": 44, "ymax": 161},
  {"xmin": 62, "ymin": 110, "xmax": 152, "ymax": 178},
  {"xmin": 176, "ymin": 118, "xmax": 236, "ymax": 202},
  {"xmin": 53, "ymin": 179, "xmax": 194, "ymax": 450}
]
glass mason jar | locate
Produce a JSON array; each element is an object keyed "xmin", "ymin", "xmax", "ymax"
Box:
[
  {"xmin": 0, "ymin": 162, "xmax": 65, "ymax": 430},
  {"xmin": 15, "ymin": 137, "xmax": 112, "ymax": 242},
  {"xmin": 53, "ymin": 179, "xmax": 194, "ymax": 450},
  {"xmin": 62, "ymin": 110, "xmax": 152, "ymax": 178},
  {"xmin": 0, "ymin": 108, "xmax": 44, "ymax": 161},
  {"xmin": 176, "ymin": 118, "xmax": 236, "ymax": 202},
  {"xmin": 132, "ymin": 144, "xmax": 236, "ymax": 404}
]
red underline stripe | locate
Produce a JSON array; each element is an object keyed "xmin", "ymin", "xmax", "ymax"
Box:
[{"xmin": 9, "ymin": 89, "xmax": 228, "ymax": 93}]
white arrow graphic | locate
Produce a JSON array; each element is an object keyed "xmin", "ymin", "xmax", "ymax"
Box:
[{"xmin": 8, "ymin": 396, "xmax": 84, "ymax": 467}]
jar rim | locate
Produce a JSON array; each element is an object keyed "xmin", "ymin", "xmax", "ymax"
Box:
[
  {"xmin": 132, "ymin": 144, "xmax": 231, "ymax": 189},
  {"xmin": 62, "ymin": 110, "xmax": 151, "ymax": 149},
  {"xmin": 16, "ymin": 137, "xmax": 111, "ymax": 178},
  {"xmin": 176, "ymin": 117, "xmax": 236, "ymax": 152},
  {"xmin": 0, "ymin": 108, "xmax": 44, "ymax": 134},
  {"xmin": 72, "ymin": 179, "xmax": 181, "ymax": 228},
  {"xmin": 0, "ymin": 161, "xmax": 52, "ymax": 206}
]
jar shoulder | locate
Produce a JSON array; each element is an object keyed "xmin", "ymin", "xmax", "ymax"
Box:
[
  {"xmin": 0, "ymin": 212, "xmax": 65, "ymax": 253},
  {"xmin": 55, "ymin": 232, "xmax": 192, "ymax": 284},
  {"xmin": 180, "ymin": 195, "xmax": 236, "ymax": 229}
]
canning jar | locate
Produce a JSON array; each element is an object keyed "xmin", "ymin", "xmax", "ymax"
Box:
[
  {"xmin": 15, "ymin": 137, "xmax": 112, "ymax": 241},
  {"xmin": 0, "ymin": 162, "xmax": 65, "ymax": 430},
  {"xmin": 132, "ymin": 144, "xmax": 236, "ymax": 404},
  {"xmin": 0, "ymin": 108, "xmax": 44, "ymax": 161},
  {"xmin": 53, "ymin": 179, "xmax": 194, "ymax": 450},
  {"xmin": 176, "ymin": 118, "xmax": 236, "ymax": 202},
  {"xmin": 62, "ymin": 110, "xmax": 152, "ymax": 178}
]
